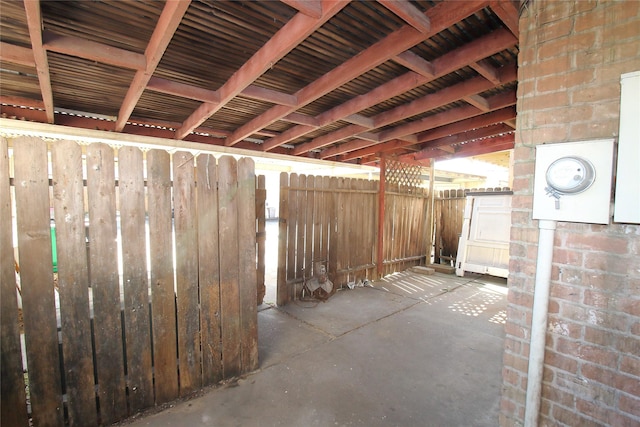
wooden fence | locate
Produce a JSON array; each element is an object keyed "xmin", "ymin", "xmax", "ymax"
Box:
[
  {"xmin": 276, "ymin": 173, "xmax": 430, "ymax": 305},
  {"xmin": 1, "ymin": 136, "xmax": 261, "ymax": 426}
]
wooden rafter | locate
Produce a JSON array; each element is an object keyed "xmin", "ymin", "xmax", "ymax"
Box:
[
  {"xmin": 43, "ymin": 31, "xmax": 146, "ymax": 71},
  {"xmin": 23, "ymin": 0, "xmax": 54, "ymax": 123},
  {"xmin": 339, "ymin": 98, "xmax": 516, "ymax": 162},
  {"xmin": 280, "ymin": 0, "xmax": 323, "ymax": 18},
  {"xmin": 270, "ymin": 26, "xmax": 515, "ymax": 154},
  {"xmin": 378, "ymin": 0, "xmax": 431, "ymax": 33},
  {"xmin": 300, "ymin": 62, "xmax": 516, "ymax": 156},
  {"xmin": 0, "ymin": 42, "xmax": 36, "ymax": 67},
  {"xmin": 491, "ymin": 0, "xmax": 520, "ymax": 38},
  {"xmin": 115, "ymin": 0, "xmax": 192, "ymax": 132}
]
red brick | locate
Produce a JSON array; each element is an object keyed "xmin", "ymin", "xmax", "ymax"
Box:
[
  {"xmin": 520, "ymin": 125, "xmax": 568, "ymax": 145},
  {"xmin": 585, "ymin": 252, "xmax": 635, "ymax": 275},
  {"xmin": 545, "ymin": 349, "xmax": 579, "ymax": 373},
  {"xmin": 617, "ymin": 336, "xmax": 640, "ymax": 356},
  {"xmin": 604, "ymin": 19, "xmax": 640, "ymax": 43},
  {"xmin": 574, "ymin": 7, "xmax": 606, "ymax": 33},
  {"xmin": 609, "ymin": 413, "xmax": 640, "ymax": 427},
  {"xmin": 576, "ymin": 397, "xmax": 615, "ymax": 425},
  {"xmin": 578, "ymin": 344, "xmax": 619, "ymax": 368},
  {"xmin": 552, "ymin": 247, "xmax": 583, "ymax": 265},
  {"xmin": 571, "ymin": 81, "xmax": 620, "ymax": 103},
  {"xmin": 598, "ymin": 58, "xmax": 640, "ymax": 84},
  {"xmin": 538, "ymin": 1, "xmax": 574, "ymax": 25},
  {"xmin": 584, "ymin": 326, "xmax": 618, "ymax": 347},
  {"xmin": 538, "ymin": 33, "xmax": 598, "ymax": 61},
  {"xmin": 550, "ymin": 283, "xmax": 582, "ymax": 303},
  {"xmin": 631, "ymin": 322, "xmax": 640, "ymax": 337},
  {"xmin": 542, "ymin": 383, "xmax": 577, "ymax": 409},
  {"xmin": 566, "ymin": 233, "xmax": 628, "ymax": 254},
  {"xmin": 619, "ymin": 394, "xmax": 640, "ymax": 418},
  {"xmin": 620, "ymin": 355, "xmax": 640, "ymax": 377},
  {"xmin": 503, "ymin": 366, "xmax": 522, "ymax": 387},
  {"xmin": 614, "ymin": 298, "xmax": 640, "ymax": 317},
  {"xmin": 582, "ymin": 364, "xmax": 640, "ymax": 397},
  {"xmin": 532, "ymin": 54, "xmax": 571, "ymax": 77},
  {"xmin": 547, "ymin": 317, "xmax": 583, "ymax": 339},
  {"xmin": 583, "ymin": 290, "xmax": 613, "ymax": 309},
  {"xmin": 570, "ymin": 120, "xmax": 619, "ymax": 140},
  {"xmin": 534, "ymin": 104, "xmax": 594, "ymax": 126},
  {"xmin": 552, "ymin": 403, "xmax": 604, "ymax": 427},
  {"xmin": 504, "ymin": 351, "xmax": 530, "ymax": 373}
]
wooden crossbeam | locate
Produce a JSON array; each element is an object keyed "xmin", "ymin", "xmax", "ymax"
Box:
[{"xmin": 378, "ymin": 0, "xmax": 431, "ymax": 33}]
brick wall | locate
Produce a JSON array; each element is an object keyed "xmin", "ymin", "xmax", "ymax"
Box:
[{"xmin": 501, "ymin": 1, "xmax": 640, "ymax": 426}]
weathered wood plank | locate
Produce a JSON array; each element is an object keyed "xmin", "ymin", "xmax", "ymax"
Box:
[
  {"xmin": 218, "ymin": 156, "xmax": 241, "ymax": 378},
  {"xmin": 0, "ymin": 137, "xmax": 29, "ymax": 426},
  {"xmin": 118, "ymin": 146, "xmax": 153, "ymax": 412},
  {"xmin": 238, "ymin": 157, "xmax": 258, "ymax": 372},
  {"xmin": 51, "ymin": 140, "xmax": 97, "ymax": 426},
  {"xmin": 13, "ymin": 136, "xmax": 64, "ymax": 427},
  {"xmin": 327, "ymin": 177, "xmax": 338, "ymax": 284},
  {"xmin": 173, "ymin": 151, "xmax": 201, "ymax": 394},
  {"xmin": 286, "ymin": 174, "xmax": 298, "ymax": 300},
  {"xmin": 304, "ymin": 175, "xmax": 315, "ymax": 277},
  {"xmin": 276, "ymin": 172, "xmax": 289, "ymax": 306},
  {"xmin": 295, "ymin": 174, "xmax": 306, "ymax": 290},
  {"xmin": 313, "ymin": 176, "xmax": 322, "ymax": 265},
  {"xmin": 147, "ymin": 149, "xmax": 179, "ymax": 403},
  {"xmin": 86, "ymin": 143, "xmax": 127, "ymax": 424},
  {"xmin": 197, "ymin": 154, "xmax": 222, "ymax": 385},
  {"xmin": 256, "ymin": 175, "xmax": 266, "ymax": 305}
]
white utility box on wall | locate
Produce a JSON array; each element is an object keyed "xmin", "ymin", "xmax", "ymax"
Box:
[
  {"xmin": 614, "ymin": 71, "xmax": 640, "ymax": 224},
  {"xmin": 532, "ymin": 139, "xmax": 614, "ymax": 224}
]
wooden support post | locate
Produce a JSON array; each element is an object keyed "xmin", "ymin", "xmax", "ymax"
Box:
[
  {"xmin": 376, "ymin": 157, "xmax": 386, "ymax": 277},
  {"xmin": 427, "ymin": 159, "xmax": 435, "ymax": 265}
]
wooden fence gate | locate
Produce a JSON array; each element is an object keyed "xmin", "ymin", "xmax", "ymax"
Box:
[{"xmin": 1, "ymin": 136, "xmax": 261, "ymax": 426}]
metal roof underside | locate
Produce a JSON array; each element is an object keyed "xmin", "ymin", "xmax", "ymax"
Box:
[{"xmin": 0, "ymin": 0, "xmax": 520, "ymax": 166}]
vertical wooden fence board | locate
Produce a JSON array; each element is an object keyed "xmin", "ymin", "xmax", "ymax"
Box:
[
  {"xmin": 147, "ymin": 149, "xmax": 178, "ymax": 404},
  {"xmin": 118, "ymin": 146, "xmax": 154, "ymax": 413},
  {"xmin": 313, "ymin": 177, "xmax": 322, "ymax": 266},
  {"xmin": 304, "ymin": 176, "xmax": 315, "ymax": 276},
  {"xmin": 320, "ymin": 176, "xmax": 331, "ymax": 264},
  {"xmin": 51, "ymin": 141, "xmax": 97, "ymax": 426},
  {"xmin": 196, "ymin": 154, "xmax": 222, "ymax": 385},
  {"xmin": 327, "ymin": 177, "xmax": 338, "ymax": 285},
  {"xmin": 173, "ymin": 152, "xmax": 201, "ymax": 394},
  {"xmin": 86, "ymin": 143, "xmax": 127, "ymax": 424},
  {"xmin": 0, "ymin": 137, "xmax": 29, "ymax": 426},
  {"xmin": 286, "ymin": 174, "xmax": 298, "ymax": 300},
  {"xmin": 218, "ymin": 156, "xmax": 241, "ymax": 378},
  {"xmin": 256, "ymin": 175, "xmax": 266, "ymax": 305},
  {"xmin": 238, "ymin": 158, "xmax": 259, "ymax": 372},
  {"xmin": 13, "ymin": 137, "xmax": 64, "ymax": 427},
  {"xmin": 276, "ymin": 172, "xmax": 289, "ymax": 306},
  {"xmin": 295, "ymin": 175, "xmax": 306, "ymax": 286}
]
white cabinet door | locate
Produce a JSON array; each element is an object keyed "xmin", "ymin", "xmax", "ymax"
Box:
[{"xmin": 456, "ymin": 193, "xmax": 512, "ymax": 278}]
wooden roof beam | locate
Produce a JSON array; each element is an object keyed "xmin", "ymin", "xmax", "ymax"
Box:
[
  {"xmin": 115, "ymin": 0, "xmax": 191, "ymax": 132},
  {"xmin": 266, "ymin": 27, "xmax": 515, "ymax": 152},
  {"xmin": 280, "ymin": 0, "xmax": 323, "ymax": 19},
  {"xmin": 435, "ymin": 133, "xmax": 515, "ymax": 160},
  {"xmin": 23, "ymin": 0, "xmax": 54, "ymax": 123},
  {"xmin": 378, "ymin": 0, "xmax": 431, "ymax": 33},
  {"xmin": 470, "ymin": 59, "xmax": 501, "ymax": 84},
  {"xmin": 491, "ymin": 0, "xmax": 520, "ymax": 38},
  {"xmin": 411, "ymin": 124, "xmax": 513, "ymax": 160},
  {"xmin": 255, "ymin": 0, "xmax": 491, "ymax": 150},
  {"xmin": 177, "ymin": 1, "xmax": 348, "ymax": 140},
  {"xmin": 463, "ymin": 94, "xmax": 491, "ymax": 111},
  {"xmin": 0, "ymin": 42, "xmax": 36, "ymax": 67},
  {"xmin": 339, "ymin": 97, "xmax": 515, "ymax": 161},
  {"xmin": 296, "ymin": 63, "xmax": 515, "ymax": 156},
  {"xmin": 280, "ymin": 112, "xmax": 318, "ymax": 127},
  {"xmin": 42, "ymin": 31, "xmax": 146, "ymax": 71},
  {"xmin": 240, "ymin": 85, "xmax": 298, "ymax": 107},
  {"xmin": 417, "ymin": 106, "xmax": 516, "ymax": 145},
  {"xmin": 147, "ymin": 76, "xmax": 220, "ymax": 104},
  {"xmin": 392, "ymin": 50, "xmax": 435, "ymax": 77}
]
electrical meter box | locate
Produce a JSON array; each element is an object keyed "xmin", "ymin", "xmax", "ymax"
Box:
[{"xmin": 532, "ymin": 139, "xmax": 614, "ymax": 224}]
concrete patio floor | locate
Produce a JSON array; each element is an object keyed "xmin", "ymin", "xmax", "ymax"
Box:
[{"xmin": 121, "ymin": 270, "xmax": 507, "ymax": 427}]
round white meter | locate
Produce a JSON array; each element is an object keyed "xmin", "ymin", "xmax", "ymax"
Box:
[{"xmin": 545, "ymin": 156, "xmax": 596, "ymax": 194}]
